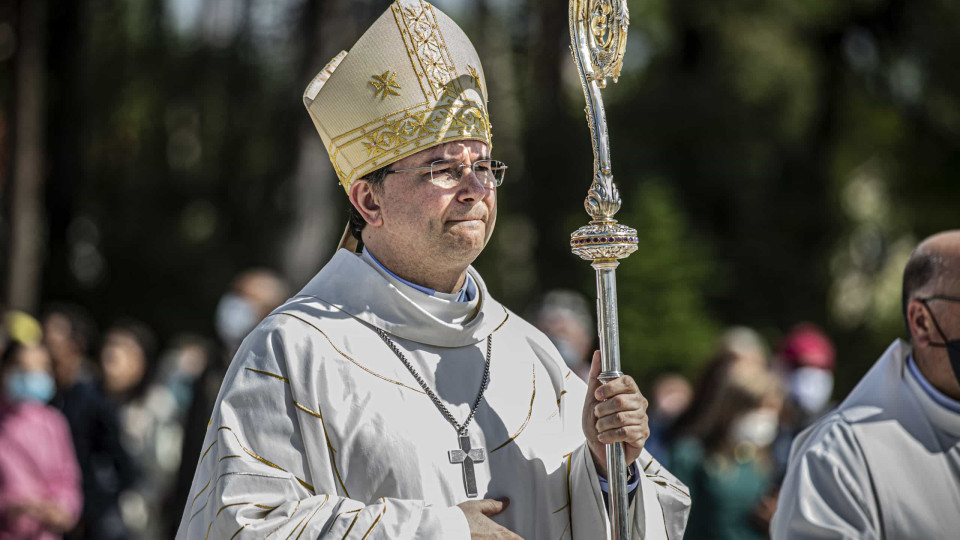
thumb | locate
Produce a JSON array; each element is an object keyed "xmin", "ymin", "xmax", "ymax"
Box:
[
  {"xmin": 586, "ymin": 350, "xmax": 602, "ymax": 397},
  {"xmin": 479, "ymin": 497, "xmax": 510, "ymax": 516}
]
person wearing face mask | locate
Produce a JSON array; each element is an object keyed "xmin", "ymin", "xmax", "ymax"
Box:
[
  {"xmin": 531, "ymin": 290, "xmax": 595, "ymax": 381},
  {"xmin": 772, "ymin": 230, "xmax": 960, "ymax": 539},
  {"xmin": 769, "ymin": 324, "xmax": 836, "ymax": 480},
  {"xmin": 669, "ymin": 357, "xmax": 783, "ymax": 540},
  {"xmin": 0, "ymin": 340, "xmax": 83, "ymax": 539}
]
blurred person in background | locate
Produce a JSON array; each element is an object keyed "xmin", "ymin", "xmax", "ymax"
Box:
[
  {"xmin": 643, "ymin": 373, "xmax": 693, "ymax": 466},
  {"xmin": 773, "ymin": 231, "xmax": 960, "ymax": 538},
  {"xmin": 770, "ymin": 323, "xmax": 836, "ymax": 477},
  {"xmin": 99, "ymin": 319, "xmax": 179, "ymax": 540},
  {"xmin": 665, "ymin": 326, "xmax": 770, "ymax": 448},
  {"xmin": 531, "ymin": 289, "xmax": 594, "ymax": 381},
  {"xmin": 155, "ymin": 335, "xmax": 210, "ymax": 419},
  {"xmin": 0, "ymin": 338, "xmax": 82, "ymax": 539},
  {"xmin": 42, "ymin": 305, "xmax": 136, "ymax": 540},
  {"xmin": 166, "ymin": 269, "xmax": 287, "ymax": 537},
  {"xmin": 670, "ymin": 341, "xmax": 783, "ymax": 540}
]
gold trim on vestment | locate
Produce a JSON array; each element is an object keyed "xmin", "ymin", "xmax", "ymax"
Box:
[
  {"xmin": 646, "ymin": 474, "xmax": 691, "ymax": 499},
  {"xmin": 265, "ymin": 500, "xmax": 301, "ymax": 539},
  {"xmin": 218, "ymin": 426, "xmax": 316, "ymax": 493},
  {"xmin": 243, "ymin": 368, "xmax": 325, "ymax": 419},
  {"xmin": 492, "ymin": 307, "xmax": 510, "ymax": 333},
  {"xmin": 216, "ymin": 502, "xmax": 249, "ymax": 517},
  {"xmin": 246, "ymin": 368, "xmax": 290, "ymax": 384},
  {"xmin": 242, "ymin": 365, "xmax": 351, "ymax": 498},
  {"xmin": 229, "ymin": 525, "xmax": 245, "ymax": 539},
  {"xmin": 277, "ymin": 313, "xmax": 427, "ymax": 395},
  {"xmin": 190, "ymin": 471, "xmax": 290, "ymax": 527},
  {"xmin": 361, "ymin": 504, "xmax": 387, "ymax": 540},
  {"xmin": 340, "ymin": 512, "xmax": 362, "ymax": 540},
  {"xmin": 491, "ymin": 360, "xmax": 537, "ymax": 453},
  {"xmin": 292, "ymin": 502, "xmax": 326, "ymax": 540},
  {"xmin": 199, "ymin": 440, "xmax": 217, "ymax": 467}
]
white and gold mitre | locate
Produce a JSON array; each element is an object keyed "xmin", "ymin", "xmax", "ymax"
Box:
[{"xmin": 303, "ymin": 0, "xmax": 492, "ymax": 193}]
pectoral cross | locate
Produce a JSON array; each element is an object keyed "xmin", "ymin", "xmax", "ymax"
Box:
[{"xmin": 448, "ymin": 433, "xmax": 486, "ymax": 498}]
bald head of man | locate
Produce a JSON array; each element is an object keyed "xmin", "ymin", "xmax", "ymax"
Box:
[{"xmin": 902, "ymin": 230, "xmax": 960, "ymax": 400}]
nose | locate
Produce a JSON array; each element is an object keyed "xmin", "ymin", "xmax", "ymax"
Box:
[{"xmin": 456, "ymin": 165, "xmax": 490, "ymax": 202}]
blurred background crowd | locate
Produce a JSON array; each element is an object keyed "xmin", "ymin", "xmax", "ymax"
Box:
[{"xmin": 1, "ymin": 0, "xmax": 959, "ymax": 538}]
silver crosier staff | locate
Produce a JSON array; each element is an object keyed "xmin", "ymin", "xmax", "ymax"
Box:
[{"xmin": 568, "ymin": 1, "xmax": 636, "ymax": 538}]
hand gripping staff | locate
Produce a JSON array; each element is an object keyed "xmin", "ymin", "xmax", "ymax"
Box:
[{"xmin": 568, "ymin": 1, "xmax": 635, "ymax": 538}]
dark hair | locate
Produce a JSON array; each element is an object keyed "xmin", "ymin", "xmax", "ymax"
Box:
[
  {"xmin": 902, "ymin": 251, "xmax": 942, "ymax": 336},
  {"xmin": 102, "ymin": 318, "xmax": 158, "ymax": 401},
  {"xmin": 0, "ymin": 341, "xmax": 24, "ymax": 373},
  {"xmin": 348, "ymin": 166, "xmax": 390, "ymax": 241}
]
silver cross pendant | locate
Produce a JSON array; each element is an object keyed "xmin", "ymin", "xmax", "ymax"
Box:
[{"xmin": 448, "ymin": 433, "xmax": 487, "ymax": 498}]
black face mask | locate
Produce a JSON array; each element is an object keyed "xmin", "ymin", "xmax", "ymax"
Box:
[{"xmin": 919, "ymin": 297, "xmax": 960, "ymax": 389}]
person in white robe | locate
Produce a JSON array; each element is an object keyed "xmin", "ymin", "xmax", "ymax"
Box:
[
  {"xmin": 174, "ymin": 1, "xmax": 691, "ymax": 538},
  {"xmin": 772, "ymin": 231, "xmax": 960, "ymax": 539}
]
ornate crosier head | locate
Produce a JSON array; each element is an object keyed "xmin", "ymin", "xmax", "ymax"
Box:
[
  {"xmin": 569, "ymin": 0, "xmax": 637, "ymax": 261},
  {"xmin": 586, "ymin": 0, "xmax": 629, "ymax": 88}
]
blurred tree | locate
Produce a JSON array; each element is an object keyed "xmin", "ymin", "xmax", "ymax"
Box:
[
  {"xmin": 5, "ymin": 0, "xmax": 46, "ymax": 314},
  {"xmin": 616, "ymin": 179, "xmax": 719, "ymax": 381}
]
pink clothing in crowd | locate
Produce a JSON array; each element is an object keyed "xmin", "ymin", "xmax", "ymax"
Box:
[{"xmin": 0, "ymin": 400, "xmax": 82, "ymax": 540}]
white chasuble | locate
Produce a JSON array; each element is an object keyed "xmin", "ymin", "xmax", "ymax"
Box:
[
  {"xmin": 771, "ymin": 340, "xmax": 960, "ymax": 539},
  {"xmin": 175, "ymin": 249, "xmax": 690, "ymax": 539}
]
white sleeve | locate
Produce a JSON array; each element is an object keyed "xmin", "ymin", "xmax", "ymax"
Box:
[
  {"xmin": 174, "ymin": 320, "xmax": 470, "ymax": 540},
  {"xmin": 560, "ymin": 371, "xmax": 690, "ymax": 540},
  {"xmin": 770, "ymin": 419, "xmax": 881, "ymax": 540}
]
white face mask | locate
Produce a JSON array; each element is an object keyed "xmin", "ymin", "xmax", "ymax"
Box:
[
  {"xmin": 789, "ymin": 367, "xmax": 834, "ymax": 415},
  {"xmin": 215, "ymin": 293, "xmax": 259, "ymax": 351},
  {"xmin": 731, "ymin": 409, "xmax": 779, "ymax": 448}
]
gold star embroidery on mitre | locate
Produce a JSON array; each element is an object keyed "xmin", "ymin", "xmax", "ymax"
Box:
[{"xmin": 369, "ymin": 71, "xmax": 402, "ymax": 100}]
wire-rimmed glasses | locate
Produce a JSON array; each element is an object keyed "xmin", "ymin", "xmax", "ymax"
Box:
[{"xmin": 386, "ymin": 159, "xmax": 507, "ymax": 189}]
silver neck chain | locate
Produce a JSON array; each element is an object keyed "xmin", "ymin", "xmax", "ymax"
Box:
[{"xmin": 375, "ymin": 327, "xmax": 491, "ymax": 436}]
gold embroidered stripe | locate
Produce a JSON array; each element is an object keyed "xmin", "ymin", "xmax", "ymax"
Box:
[
  {"xmin": 246, "ymin": 368, "xmax": 290, "ymax": 384},
  {"xmin": 491, "ymin": 360, "xmax": 537, "ymax": 453},
  {"xmin": 291, "ymin": 500, "xmax": 326, "ymax": 540},
  {"xmin": 241, "ymin": 365, "xmax": 349, "ymax": 497},
  {"xmin": 340, "ymin": 512, "xmax": 362, "ymax": 540},
  {"xmin": 218, "ymin": 426, "xmax": 316, "ymax": 494},
  {"xmin": 277, "ymin": 312, "xmax": 426, "ymax": 395},
  {"xmin": 265, "ymin": 500, "xmax": 301, "ymax": 539},
  {"xmin": 492, "ymin": 307, "xmax": 510, "ymax": 333},
  {"xmin": 199, "ymin": 440, "xmax": 217, "ymax": 466},
  {"xmin": 190, "ymin": 471, "xmax": 290, "ymax": 526},
  {"xmin": 646, "ymin": 475, "xmax": 691, "ymax": 498},
  {"xmin": 229, "ymin": 525, "xmax": 245, "ymax": 540},
  {"xmin": 361, "ymin": 505, "xmax": 387, "ymax": 540},
  {"xmin": 217, "ymin": 502, "xmax": 249, "ymax": 517}
]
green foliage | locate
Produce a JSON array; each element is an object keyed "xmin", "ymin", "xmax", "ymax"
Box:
[{"xmin": 616, "ymin": 179, "xmax": 719, "ymax": 382}]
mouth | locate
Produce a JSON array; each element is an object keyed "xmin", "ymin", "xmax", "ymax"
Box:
[{"xmin": 447, "ymin": 217, "xmax": 486, "ymax": 225}]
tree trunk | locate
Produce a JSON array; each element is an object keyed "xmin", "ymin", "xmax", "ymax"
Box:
[{"xmin": 6, "ymin": 0, "xmax": 46, "ymax": 313}]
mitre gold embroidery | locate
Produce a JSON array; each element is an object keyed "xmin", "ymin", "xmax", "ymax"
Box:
[{"xmin": 369, "ymin": 71, "xmax": 402, "ymax": 100}]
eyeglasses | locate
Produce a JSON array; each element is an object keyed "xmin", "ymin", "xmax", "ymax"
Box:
[{"xmin": 385, "ymin": 159, "xmax": 507, "ymax": 189}]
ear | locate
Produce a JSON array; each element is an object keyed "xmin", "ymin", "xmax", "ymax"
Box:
[
  {"xmin": 348, "ymin": 179, "xmax": 384, "ymax": 228},
  {"xmin": 907, "ymin": 299, "xmax": 936, "ymax": 347}
]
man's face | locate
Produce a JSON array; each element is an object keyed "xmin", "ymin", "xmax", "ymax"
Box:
[{"xmin": 371, "ymin": 140, "xmax": 497, "ymax": 270}]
